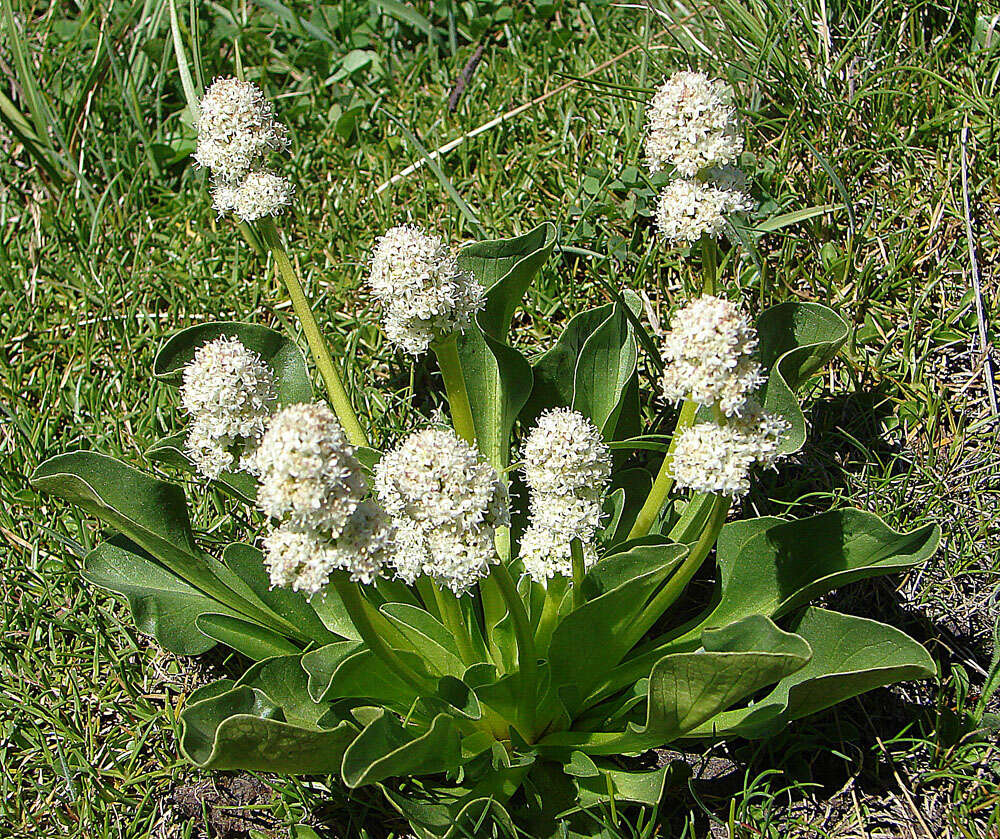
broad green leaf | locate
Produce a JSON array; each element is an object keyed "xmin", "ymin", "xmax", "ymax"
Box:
[
  {"xmin": 31, "ymin": 452, "xmax": 256, "ymax": 614},
  {"xmin": 525, "ymin": 302, "xmax": 614, "ymax": 425},
  {"xmin": 84, "ymin": 537, "xmax": 241, "ymax": 655},
  {"xmin": 540, "ymin": 615, "xmax": 810, "ymax": 755},
  {"xmin": 309, "ymin": 588, "xmax": 363, "ymax": 641},
  {"xmin": 755, "ymin": 302, "xmax": 849, "ymax": 454},
  {"xmin": 380, "ymin": 602, "xmax": 465, "ymax": 676},
  {"xmin": 179, "ymin": 674, "xmax": 354, "ymax": 772},
  {"xmin": 456, "ymin": 222, "xmax": 556, "ymax": 471},
  {"xmin": 236, "ymin": 655, "xmax": 339, "ymax": 727},
  {"xmin": 548, "ymin": 542, "xmax": 687, "ymax": 713},
  {"xmin": 304, "ymin": 647, "xmax": 431, "ymax": 714},
  {"xmin": 146, "ymin": 432, "xmax": 257, "ymax": 503},
  {"xmin": 572, "ymin": 760, "xmax": 678, "ymax": 810},
  {"xmin": 753, "ymin": 203, "xmax": 844, "ymax": 233},
  {"xmin": 302, "ymin": 640, "xmax": 365, "ymax": 702},
  {"xmin": 195, "ymin": 613, "xmax": 301, "ymax": 660},
  {"xmin": 153, "ymin": 320, "xmax": 312, "ymax": 407},
  {"xmin": 572, "ymin": 301, "xmax": 638, "ymax": 437},
  {"xmin": 684, "ymin": 509, "xmax": 940, "ymax": 642},
  {"xmin": 342, "ymin": 711, "xmax": 462, "ymax": 787},
  {"xmin": 685, "ymin": 607, "xmax": 936, "ymax": 738},
  {"xmin": 222, "ymin": 543, "xmax": 342, "ymax": 645}
]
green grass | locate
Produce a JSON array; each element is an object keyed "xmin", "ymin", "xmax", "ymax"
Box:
[{"xmin": 2, "ymin": 0, "xmax": 999, "ymax": 835}]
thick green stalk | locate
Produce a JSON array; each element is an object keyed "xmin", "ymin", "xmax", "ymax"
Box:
[
  {"xmin": 258, "ymin": 217, "xmax": 368, "ymax": 447},
  {"xmin": 433, "ymin": 334, "xmax": 477, "ymax": 446},
  {"xmin": 570, "ymin": 539, "xmax": 587, "ymax": 609},
  {"xmin": 489, "ymin": 563, "xmax": 537, "ymax": 737},
  {"xmin": 628, "ymin": 399, "xmax": 698, "ymax": 539},
  {"xmin": 700, "ymin": 233, "xmax": 717, "ymax": 296},
  {"xmin": 624, "ymin": 494, "xmax": 730, "ymax": 651},
  {"xmin": 330, "ymin": 574, "xmax": 431, "ymax": 693},
  {"xmin": 534, "ymin": 575, "xmax": 568, "ymax": 649},
  {"xmin": 433, "ymin": 584, "xmax": 479, "ymax": 666}
]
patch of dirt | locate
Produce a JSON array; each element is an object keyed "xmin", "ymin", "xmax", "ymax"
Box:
[{"xmin": 160, "ymin": 774, "xmax": 279, "ymax": 838}]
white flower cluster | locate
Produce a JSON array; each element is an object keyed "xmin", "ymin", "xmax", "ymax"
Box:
[
  {"xmin": 212, "ymin": 171, "xmax": 294, "ymax": 222},
  {"xmin": 645, "ymin": 71, "xmax": 754, "ymax": 244},
  {"xmin": 368, "ymin": 225, "xmax": 485, "ymax": 356},
  {"xmin": 645, "ymin": 71, "xmax": 743, "ymax": 177},
  {"xmin": 660, "ymin": 295, "xmax": 764, "ymax": 417},
  {"xmin": 255, "ymin": 402, "xmax": 392, "ymax": 592},
  {"xmin": 661, "ymin": 296, "xmax": 789, "ymax": 497},
  {"xmin": 671, "ymin": 407, "xmax": 789, "ymax": 497},
  {"xmin": 194, "ymin": 77, "xmax": 293, "ymax": 223},
  {"xmin": 179, "ymin": 336, "xmax": 277, "ymax": 479},
  {"xmin": 374, "ymin": 427, "xmax": 509, "ymax": 594},
  {"xmin": 519, "ymin": 409, "xmax": 611, "ymax": 582},
  {"xmin": 655, "ymin": 169, "xmax": 754, "ymax": 245}
]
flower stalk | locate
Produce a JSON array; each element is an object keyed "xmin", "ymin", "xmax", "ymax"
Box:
[
  {"xmin": 489, "ymin": 562, "xmax": 537, "ymax": 738},
  {"xmin": 257, "ymin": 217, "xmax": 368, "ymax": 448},
  {"xmin": 433, "ymin": 334, "xmax": 477, "ymax": 446}
]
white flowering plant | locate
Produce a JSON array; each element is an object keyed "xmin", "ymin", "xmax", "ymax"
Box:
[{"xmin": 31, "ymin": 75, "xmax": 940, "ymax": 838}]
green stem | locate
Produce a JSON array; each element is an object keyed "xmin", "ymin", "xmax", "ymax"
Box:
[
  {"xmin": 570, "ymin": 539, "xmax": 587, "ymax": 610},
  {"xmin": 331, "ymin": 574, "xmax": 431, "ymax": 693},
  {"xmin": 490, "ymin": 563, "xmax": 537, "ymax": 737},
  {"xmin": 433, "ymin": 334, "xmax": 477, "ymax": 446},
  {"xmin": 628, "ymin": 400, "xmax": 698, "ymax": 539},
  {"xmin": 433, "ymin": 584, "xmax": 479, "ymax": 666},
  {"xmin": 700, "ymin": 233, "xmax": 717, "ymax": 296},
  {"xmin": 534, "ymin": 575, "xmax": 568, "ymax": 649},
  {"xmin": 624, "ymin": 494, "xmax": 730, "ymax": 651},
  {"xmin": 258, "ymin": 217, "xmax": 368, "ymax": 447}
]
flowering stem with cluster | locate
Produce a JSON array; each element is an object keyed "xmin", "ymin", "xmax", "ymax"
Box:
[
  {"xmin": 257, "ymin": 218, "xmax": 368, "ymax": 447},
  {"xmin": 432, "ymin": 584, "xmax": 479, "ymax": 666},
  {"xmin": 432, "ymin": 335, "xmax": 477, "ymax": 446},
  {"xmin": 489, "ymin": 561, "xmax": 538, "ymax": 738},
  {"xmin": 570, "ymin": 538, "xmax": 586, "ymax": 609},
  {"xmin": 628, "ymin": 399, "xmax": 698, "ymax": 539}
]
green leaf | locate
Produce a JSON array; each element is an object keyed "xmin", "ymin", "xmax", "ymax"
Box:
[
  {"xmin": 222, "ymin": 543, "xmax": 342, "ymax": 646},
  {"xmin": 755, "ymin": 301, "xmax": 849, "ymax": 454},
  {"xmin": 540, "ymin": 615, "xmax": 810, "ymax": 755},
  {"xmin": 153, "ymin": 320, "xmax": 312, "ymax": 406},
  {"xmin": 195, "ymin": 613, "xmax": 301, "ymax": 660},
  {"xmin": 179, "ymin": 659, "xmax": 355, "ymax": 772},
  {"xmin": 380, "ymin": 761, "xmax": 527, "ymax": 839},
  {"xmin": 146, "ymin": 432, "xmax": 258, "ymax": 503},
  {"xmin": 301, "ymin": 640, "xmax": 366, "ymax": 702},
  {"xmin": 685, "ymin": 608, "xmax": 936, "ymax": 738},
  {"xmin": 572, "ymin": 760, "xmax": 677, "ymax": 810},
  {"xmin": 548, "ymin": 542, "xmax": 687, "ymax": 713},
  {"xmin": 753, "ymin": 203, "xmax": 844, "ymax": 233},
  {"xmin": 342, "ymin": 711, "xmax": 462, "ymax": 787},
  {"xmin": 84, "ymin": 537, "xmax": 241, "ymax": 655},
  {"xmin": 380, "ymin": 603, "xmax": 465, "ymax": 676},
  {"xmin": 525, "ymin": 302, "xmax": 614, "ymax": 425},
  {"xmin": 31, "ymin": 452, "xmax": 254, "ymax": 612},
  {"xmin": 457, "ymin": 223, "xmax": 556, "ymax": 471},
  {"xmin": 572, "ymin": 301, "xmax": 639, "ymax": 437},
  {"xmin": 304, "ymin": 647, "xmax": 431, "ymax": 714},
  {"xmin": 682, "ymin": 509, "xmax": 940, "ymax": 643}
]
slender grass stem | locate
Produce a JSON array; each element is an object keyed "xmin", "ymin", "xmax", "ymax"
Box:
[
  {"xmin": 628, "ymin": 399, "xmax": 698, "ymax": 539},
  {"xmin": 433, "ymin": 584, "xmax": 479, "ymax": 666},
  {"xmin": 489, "ymin": 562, "xmax": 537, "ymax": 737},
  {"xmin": 624, "ymin": 494, "xmax": 730, "ymax": 651},
  {"xmin": 330, "ymin": 574, "xmax": 431, "ymax": 693},
  {"xmin": 570, "ymin": 539, "xmax": 587, "ymax": 609},
  {"xmin": 257, "ymin": 217, "xmax": 368, "ymax": 447},
  {"xmin": 433, "ymin": 334, "xmax": 477, "ymax": 446}
]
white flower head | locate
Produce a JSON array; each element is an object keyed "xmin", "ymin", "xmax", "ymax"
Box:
[
  {"xmin": 179, "ymin": 335, "xmax": 277, "ymax": 477},
  {"xmin": 671, "ymin": 412, "xmax": 788, "ymax": 498},
  {"xmin": 375, "ymin": 427, "xmax": 508, "ymax": 594},
  {"xmin": 522, "ymin": 408, "xmax": 612, "ymax": 497},
  {"xmin": 660, "ymin": 295, "xmax": 764, "ymax": 417},
  {"xmin": 731, "ymin": 400, "xmax": 790, "ymax": 468},
  {"xmin": 518, "ymin": 409, "xmax": 611, "ymax": 582},
  {"xmin": 368, "ymin": 225, "xmax": 485, "ymax": 356},
  {"xmin": 655, "ymin": 174, "xmax": 753, "ymax": 245},
  {"xmin": 645, "ymin": 71, "xmax": 743, "ymax": 177},
  {"xmin": 519, "ymin": 524, "xmax": 598, "ymax": 582},
  {"xmin": 194, "ymin": 77, "xmax": 289, "ymax": 183},
  {"xmin": 212, "ymin": 170, "xmax": 293, "ymax": 222},
  {"xmin": 254, "ymin": 402, "xmax": 366, "ymax": 534}
]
